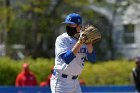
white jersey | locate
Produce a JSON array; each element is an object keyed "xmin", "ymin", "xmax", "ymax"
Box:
[{"xmin": 54, "ymin": 33, "xmax": 87, "ymax": 75}]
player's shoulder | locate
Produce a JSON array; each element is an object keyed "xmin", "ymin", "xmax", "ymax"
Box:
[
  {"xmin": 56, "ymin": 33, "xmax": 69, "ymax": 40},
  {"xmin": 58, "ymin": 33, "xmax": 68, "ymax": 38},
  {"xmin": 17, "ymin": 72, "xmax": 24, "ymax": 77}
]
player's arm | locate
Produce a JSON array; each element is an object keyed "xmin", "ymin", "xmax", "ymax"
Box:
[
  {"xmin": 71, "ymin": 34, "xmax": 87, "ymax": 55},
  {"xmin": 56, "ymin": 36, "xmax": 78, "ymax": 64},
  {"xmin": 87, "ymin": 44, "xmax": 93, "ymax": 53},
  {"xmin": 72, "ymin": 41, "xmax": 83, "ymax": 55},
  {"xmin": 15, "ymin": 75, "xmax": 22, "ymax": 86},
  {"xmin": 58, "ymin": 33, "xmax": 84, "ymax": 64},
  {"xmin": 60, "ymin": 42, "xmax": 83, "ymax": 64},
  {"xmin": 86, "ymin": 44, "xmax": 96, "ymax": 62}
]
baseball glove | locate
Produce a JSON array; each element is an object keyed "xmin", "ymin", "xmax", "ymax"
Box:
[{"xmin": 79, "ymin": 25, "xmax": 101, "ymax": 44}]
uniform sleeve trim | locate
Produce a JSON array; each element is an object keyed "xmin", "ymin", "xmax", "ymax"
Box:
[{"xmin": 60, "ymin": 50, "xmax": 76, "ymax": 64}]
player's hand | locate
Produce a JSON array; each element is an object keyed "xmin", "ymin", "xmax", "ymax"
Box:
[{"xmin": 77, "ymin": 35, "xmax": 87, "ymax": 44}]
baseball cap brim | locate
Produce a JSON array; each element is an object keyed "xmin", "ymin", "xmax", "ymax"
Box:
[{"xmin": 62, "ymin": 21, "xmax": 76, "ymax": 24}]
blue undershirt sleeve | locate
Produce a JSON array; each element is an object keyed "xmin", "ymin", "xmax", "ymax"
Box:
[
  {"xmin": 87, "ymin": 51, "xmax": 96, "ymax": 63},
  {"xmin": 60, "ymin": 50, "xmax": 76, "ymax": 64}
]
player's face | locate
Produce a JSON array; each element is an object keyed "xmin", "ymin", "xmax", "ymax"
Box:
[
  {"xmin": 66, "ymin": 24, "xmax": 81, "ymax": 38},
  {"xmin": 66, "ymin": 24, "xmax": 81, "ymax": 32},
  {"xmin": 66, "ymin": 24, "xmax": 77, "ymax": 27}
]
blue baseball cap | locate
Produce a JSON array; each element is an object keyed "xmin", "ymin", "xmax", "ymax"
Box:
[{"xmin": 62, "ymin": 13, "xmax": 82, "ymax": 25}]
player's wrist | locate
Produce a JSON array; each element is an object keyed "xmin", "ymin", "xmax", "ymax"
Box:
[
  {"xmin": 77, "ymin": 39, "xmax": 83, "ymax": 45},
  {"xmin": 78, "ymin": 35, "xmax": 87, "ymax": 44},
  {"xmin": 86, "ymin": 43, "xmax": 93, "ymax": 46}
]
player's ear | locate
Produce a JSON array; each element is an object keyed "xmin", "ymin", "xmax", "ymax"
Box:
[
  {"xmin": 78, "ymin": 24, "xmax": 82, "ymax": 29},
  {"xmin": 76, "ymin": 25, "xmax": 81, "ymax": 32},
  {"xmin": 78, "ymin": 25, "xmax": 82, "ymax": 30}
]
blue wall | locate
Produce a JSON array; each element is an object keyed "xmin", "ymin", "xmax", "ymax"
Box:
[{"xmin": 0, "ymin": 85, "xmax": 137, "ymax": 93}]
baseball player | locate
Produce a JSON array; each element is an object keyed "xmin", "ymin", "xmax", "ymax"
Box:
[
  {"xmin": 50, "ymin": 13, "xmax": 96, "ymax": 93},
  {"xmin": 132, "ymin": 57, "xmax": 140, "ymax": 92}
]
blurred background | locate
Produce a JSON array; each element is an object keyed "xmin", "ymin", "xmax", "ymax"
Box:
[
  {"xmin": 0, "ymin": 0, "xmax": 140, "ymax": 91},
  {"xmin": 0, "ymin": 0, "xmax": 140, "ymax": 60}
]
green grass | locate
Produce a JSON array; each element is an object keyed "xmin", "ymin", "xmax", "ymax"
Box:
[{"xmin": 0, "ymin": 57, "xmax": 135, "ymax": 86}]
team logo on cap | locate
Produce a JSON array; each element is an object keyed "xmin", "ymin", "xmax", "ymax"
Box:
[{"xmin": 67, "ymin": 16, "xmax": 71, "ymax": 21}]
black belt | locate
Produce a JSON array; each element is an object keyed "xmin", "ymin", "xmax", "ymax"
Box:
[
  {"xmin": 53, "ymin": 71, "xmax": 78, "ymax": 80},
  {"xmin": 61, "ymin": 74, "xmax": 78, "ymax": 80}
]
